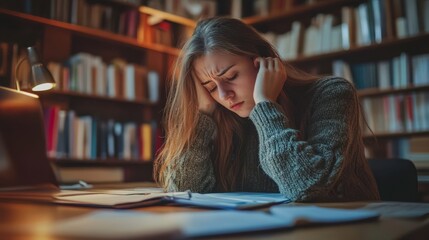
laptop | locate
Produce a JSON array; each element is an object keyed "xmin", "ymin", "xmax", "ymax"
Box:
[{"xmin": 0, "ymin": 86, "xmax": 58, "ymax": 190}]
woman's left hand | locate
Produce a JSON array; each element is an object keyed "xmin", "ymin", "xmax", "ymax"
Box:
[{"xmin": 253, "ymin": 57, "xmax": 287, "ymax": 104}]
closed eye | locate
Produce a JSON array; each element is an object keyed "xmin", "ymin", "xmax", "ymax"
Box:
[
  {"xmin": 227, "ymin": 73, "xmax": 238, "ymax": 81},
  {"xmin": 209, "ymin": 86, "xmax": 217, "ymax": 93}
]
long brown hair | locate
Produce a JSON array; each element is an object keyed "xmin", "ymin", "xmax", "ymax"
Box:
[{"xmin": 155, "ymin": 17, "xmax": 319, "ymax": 191}]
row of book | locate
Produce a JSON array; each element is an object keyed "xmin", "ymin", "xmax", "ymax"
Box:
[
  {"xmin": 144, "ymin": 0, "xmax": 312, "ymax": 20},
  {"xmin": 44, "ymin": 106, "xmax": 162, "ymax": 161},
  {"xmin": 372, "ymin": 137, "xmax": 429, "ymax": 168},
  {"xmin": 333, "ymin": 53, "xmax": 429, "ymax": 90},
  {"xmin": 47, "ymin": 53, "xmax": 160, "ymax": 103},
  {"xmin": 49, "ymin": 0, "xmax": 141, "ymax": 38},
  {"xmin": 393, "ymin": 0, "xmax": 429, "ymax": 38},
  {"xmin": 361, "ymin": 92, "xmax": 429, "ymax": 135},
  {"xmin": 262, "ymin": 0, "xmax": 429, "ymax": 60},
  {"xmin": 2, "ymin": 0, "xmax": 189, "ymax": 47}
]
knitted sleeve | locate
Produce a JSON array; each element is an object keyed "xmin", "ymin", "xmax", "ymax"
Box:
[
  {"xmin": 163, "ymin": 113, "xmax": 217, "ymax": 193},
  {"xmin": 249, "ymin": 78, "xmax": 358, "ymax": 201}
]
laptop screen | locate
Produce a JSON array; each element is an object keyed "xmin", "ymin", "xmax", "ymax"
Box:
[{"xmin": 0, "ymin": 86, "xmax": 58, "ymax": 188}]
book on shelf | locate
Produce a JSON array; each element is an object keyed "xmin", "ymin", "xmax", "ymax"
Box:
[
  {"xmin": 333, "ymin": 52, "xmax": 429, "ymax": 91},
  {"xmin": 361, "ymin": 92, "xmax": 429, "ymax": 135},
  {"xmin": 373, "ymin": 136, "xmax": 429, "ymax": 168},
  {"xmin": 47, "ymin": 52, "xmax": 160, "ymax": 103},
  {"xmin": 43, "ymin": 106, "xmax": 159, "ymax": 161}
]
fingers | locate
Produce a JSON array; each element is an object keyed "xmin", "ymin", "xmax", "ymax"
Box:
[
  {"xmin": 267, "ymin": 57, "xmax": 274, "ymax": 71},
  {"xmin": 253, "ymin": 57, "xmax": 287, "ymax": 104},
  {"xmin": 255, "ymin": 57, "xmax": 282, "ymax": 71},
  {"xmin": 274, "ymin": 58, "xmax": 279, "ymax": 72}
]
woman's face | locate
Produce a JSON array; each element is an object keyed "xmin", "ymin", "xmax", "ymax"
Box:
[{"xmin": 194, "ymin": 51, "xmax": 258, "ymax": 117}]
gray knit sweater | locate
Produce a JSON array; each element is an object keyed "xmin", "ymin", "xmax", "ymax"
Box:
[{"xmin": 163, "ymin": 77, "xmax": 379, "ymax": 202}]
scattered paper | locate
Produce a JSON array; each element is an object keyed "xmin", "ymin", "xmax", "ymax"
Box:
[{"xmin": 270, "ymin": 206, "xmax": 380, "ymax": 225}]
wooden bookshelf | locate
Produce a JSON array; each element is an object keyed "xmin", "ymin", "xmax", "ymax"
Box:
[
  {"xmin": 243, "ymin": 0, "xmax": 363, "ymax": 31},
  {"xmin": 1, "ymin": 0, "xmax": 428, "ymax": 184},
  {"xmin": 0, "ymin": 1, "xmax": 181, "ymax": 182},
  {"xmin": 243, "ymin": 0, "xmax": 363, "ymax": 26},
  {"xmin": 35, "ymin": 90, "xmax": 156, "ymax": 122},
  {"xmin": 51, "ymin": 158, "xmax": 153, "ymax": 167},
  {"xmin": 363, "ymin": 130, "xmax": 429, "ymax": 140},
  {"xmin": 139, "ymin": 6, "xmax": 196, "ymax": 27},
  {"xmin": 51, "ymin": 158, "xmax": 154, "ymax": 182},
  {"xmin": 0, "ymin": 8, "xmax": 180, "ymax": 56},
  {"xmin": 358, "ymin": 85, "xmax": 429, "ymax": 98},
  {"xmin": 241, "ymin": 0, "xmax": 429, "ymax": 174},
  {"xmin": 36, "ymin": 90, "xmax": 158, "ymax": 107},
  {"xmin": 287, "ymin": 33, "xmax": 429, "ymax": 66}
]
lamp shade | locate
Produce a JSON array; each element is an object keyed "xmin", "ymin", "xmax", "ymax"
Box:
[{"xmin": 26, "ymin": 47, "xmax": 56, "ymax": 91}]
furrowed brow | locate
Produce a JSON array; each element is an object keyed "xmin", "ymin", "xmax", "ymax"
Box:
[{"xmin": 217, "ymin": 64, "xmax": 235, "ymax": 77}]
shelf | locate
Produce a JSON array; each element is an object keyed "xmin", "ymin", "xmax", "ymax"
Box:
[
  {"xmin": 139, "ymin": 6, "xmax": 196, "ymax": 27},
  {"xmin": 0, "ymin": 8, "xmax": 181, "ymax": 56},
  {"xmin": 243, "ymin": 0, "xmax": 362, "ymax": 27},
  {"xmin": 286, "ymin": 33, "xmax": 429, "ymax": 65},
  {"xmin": 358, "ymin": 85, "xmax": 429, "ymax": 98},
  {"xmin": 35, "ymin": 90, "xmax": 157, "ymax": 107},
  {"xmin": 363, "ymin": 130, "xmax": 429, "ymax": 140},
  {"xmin": 51, "ymin": 158, "xmax": 153, "ymax": 167}
]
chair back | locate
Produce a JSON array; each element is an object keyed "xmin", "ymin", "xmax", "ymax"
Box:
[{"xmin": 368, "ymin": 159, "xmax": 418, "ymax": 202}]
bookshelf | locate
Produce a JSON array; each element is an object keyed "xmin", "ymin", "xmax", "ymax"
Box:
[
  {"xmin": 0, "ymin": 0, "xmax": 193, "ymax": 183},
  {"xmin": 240, "ymin": 0, "xmax": 429, "ymax": 200},
  {"xmin": 240, "ymin": 0, "xmax": 429, "ymax": 157}
]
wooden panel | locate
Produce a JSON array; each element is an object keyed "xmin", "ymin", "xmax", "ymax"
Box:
[{"xmin": 42, "ymin": 26, "xmax": 71, "ymax": 62}]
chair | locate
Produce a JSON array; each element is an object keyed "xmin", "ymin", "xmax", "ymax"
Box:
[{"xmin": 368, "ymin": 158, "xmax": 419, "ymax": 202}]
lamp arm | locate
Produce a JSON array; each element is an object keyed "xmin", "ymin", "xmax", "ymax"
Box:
[{"xmin": 14, "ymin": 57, "xmax": 27, "ymax": 91}]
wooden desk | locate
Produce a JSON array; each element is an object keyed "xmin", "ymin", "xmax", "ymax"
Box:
[{"xmin": 1, "ymin": 200, "xmax": 428, "ymax": 240}]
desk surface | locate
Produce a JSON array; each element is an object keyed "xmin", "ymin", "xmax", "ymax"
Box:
[{"xmin": 1, "ymin": 184, "xmax": 428, "ymax": 240}]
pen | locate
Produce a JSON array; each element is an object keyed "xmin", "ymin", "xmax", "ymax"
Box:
[{"xmin": 78, "ymin": 180, "xmax": 90, "ymax": 188}]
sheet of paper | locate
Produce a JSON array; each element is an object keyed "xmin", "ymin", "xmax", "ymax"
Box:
[
  {"xmin": 270, "ymin": 206, "xmax": 380, "ymax": 225},
  {"xmin": 360, "ymin": 202, "xmax": 429, "ymax": 218},
  {"xmin": 164, "ymin": 210, "xmax": 292, "ymax": 237},
  {"xmin": 50, "ymin": 209, "xmax": 293, "ymax": 239},
  {"xmin": 173, "ymin": 192, "xmax": 290, "ymax": 209},
  {"xmin": 206, "ymin": 192, "xmax": 289, "ymax": 202}
]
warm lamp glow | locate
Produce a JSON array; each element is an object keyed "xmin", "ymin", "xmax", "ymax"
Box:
[
  {"xmin": 32, "ymin": 83, "xmax": 55, "ymax": 91},
  {"xmin": 15, "ymin": 47, "xmax": 56, "ymax": 92},
  {"xmin": 0, "ymin": 86, "xmax": 39, "ymax": 98}
]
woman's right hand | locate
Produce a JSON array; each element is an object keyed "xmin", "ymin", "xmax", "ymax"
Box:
[{"xmin": 194, "ymin": 75, "xmax": 217, "ymax": 115}]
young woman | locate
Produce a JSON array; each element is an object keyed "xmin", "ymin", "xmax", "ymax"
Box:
[{"xmin": 154, "ymin": 17, "xmax": 380, "ymax": 202}]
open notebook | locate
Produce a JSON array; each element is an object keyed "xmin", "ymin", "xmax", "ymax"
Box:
[{"xmin": 0, "ymin": 86, "xmax": 290, "ymax": 209}]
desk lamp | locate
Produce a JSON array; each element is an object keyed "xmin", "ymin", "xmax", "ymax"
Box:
[{"xmin": 14, "ymin": 46, "xmax": 56, "ymax": 92}]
